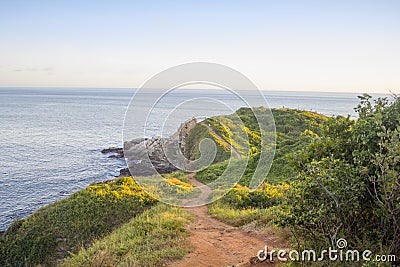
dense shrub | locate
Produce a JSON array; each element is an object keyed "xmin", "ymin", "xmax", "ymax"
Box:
[{"xmin": 276, "ymin": 95, "xmax": 400, "ymax": 260}]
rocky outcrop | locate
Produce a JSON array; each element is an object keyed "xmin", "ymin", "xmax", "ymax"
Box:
[
  {"xmin": 105, "ymin": 118, "xmax": 198, "ymax": 177},
  {"xmin": 124, "ymin": 118, "xmax": 198, "ymax": 176},
  {"xmin": 118, "ymin": 167, "xmax": 131, "ymax": 177},
  {"xmin": 171, "ymin": 117, "xmax": 198, "ymax": 156},
  {"xmin": 101, "ymin": 147, "xmax": 124, "ymax": 158}
]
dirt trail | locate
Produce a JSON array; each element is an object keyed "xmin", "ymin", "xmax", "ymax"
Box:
[{"xmin": 172, "ymin": 174, "xmax": 284, "ymax": 267}]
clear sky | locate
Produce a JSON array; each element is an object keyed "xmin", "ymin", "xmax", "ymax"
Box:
[{"xmin": 0, "ymin": 0, "xmax": 399, "ymax": 93}]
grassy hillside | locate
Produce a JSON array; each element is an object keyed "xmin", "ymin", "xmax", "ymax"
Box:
[
  {"xmin": 0, "ymin": 174, "xmax": 193, "ymax": 267},
  {"xmin": 184, "ymin": 123, "xmax": 231, "ymax": 163},
  {"xmin": 0, "ymin": 177, "xmax": 156, "ymax": 266},
  {"xmin": 60, "ymin": 204, "xmax": 191, "ymax": 267},
  {"xmin": 190, "ymin": 107, "xmax": 329, "ymax": 185}
]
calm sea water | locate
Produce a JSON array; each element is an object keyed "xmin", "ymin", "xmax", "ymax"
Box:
[{"xmin": 0, "ymin": 88, "xmax": 385, "ymax": 231}]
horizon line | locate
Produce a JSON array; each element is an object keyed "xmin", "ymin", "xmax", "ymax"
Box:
[{"xmin": 0, "ymin": 86, "xmax": 397, "ymax": 95}]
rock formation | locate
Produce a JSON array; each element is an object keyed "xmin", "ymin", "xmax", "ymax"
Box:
[{"xmin": 104, "ymin": 118, "xmax": 198, "ymax": 177}]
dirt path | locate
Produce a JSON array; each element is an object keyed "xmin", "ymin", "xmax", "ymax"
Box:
[
  {"xmin": 200, "ymin": 122, "xmax": 242, "ymax": 158},
  {"xmin": 172, "ymin": 175, "xmax": 284, "ymax": 267}
]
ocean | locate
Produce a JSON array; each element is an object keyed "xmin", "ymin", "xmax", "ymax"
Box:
[{"xmin": 0, "ymin": 87, "xmax": 386, "ymax": 231}]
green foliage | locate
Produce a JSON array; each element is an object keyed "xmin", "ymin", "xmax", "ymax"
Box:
[
  {"xmin": 276, "ymin": 95, "xmax": 400, "ymax": 259},
  {"xmin": 208, "ymin": 201, "xmax": 269, "ymax": 227},
  {"xmin": 161, "ymin": 170, "xmax": 190, "ymax": 183},
  {"xmin": 194, "ymin": 108, "xmax": 329, "ymax": 185},
  {"xmin": 194, "ymin": 160, "xmax": 228, "ymax": 184},
  {"xmin": 208, "ymin": 182, "xmax": 288, "ymax": 227},
  {"xmin": 219, "ymin": 182, "xmax": 289, "ymax": 209},
  {"xmin": 135, "ymin": 173, "xmax": 201, "ymax": 204},
  {"xmin": 184, "ymin": 123, "xmax": 230, "ymax": 163},
  {"xmin": 0, "ymin": 177, "xmax": 156, "ymax": 267},
  {"xmin": 60, "ymin": 204, "xmax": 191, "ymax": 267}
]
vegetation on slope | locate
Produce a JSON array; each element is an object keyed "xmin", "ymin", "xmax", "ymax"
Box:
[
  {"xmin": 193, "ymin": 107, "xmax": 329, "ymax": 185},
  {"xmin": 60, "ymin": 203, "xmax": 191, "ymax": 267},
  {"xmin": 274, "ymin": 95, "xmax": 400, "ymax": 262},
  {"xmin": 205, "ymin": 96, "xmax": 399, "ymax": 265},
  {"xmin": 0, "ymin": 174, "xmax": 194, "ymax": 267},
  {"xmin": 185, "ymin": 107, "xmax": 332, "ymax": 238},
  {"xmin": 0, "ymin": 177, "xmax": 156, "ymax": 266},
  {"xmin": 208, "ymin": 182, "xmax": 288, "ymax": 227},
  {"xmin": 184, "ymin": 123, "xmax": 231, "ymax": 163}
]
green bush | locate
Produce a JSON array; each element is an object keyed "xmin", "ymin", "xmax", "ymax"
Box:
[{"xmin": 276, "ymin": 95, "xmax": 400, "ymax": 260}]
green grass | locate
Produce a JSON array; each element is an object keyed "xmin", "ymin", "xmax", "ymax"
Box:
[
  {"xmin": 60, "ymin": 203, "xmax": 192, "ymax": 267},
  {"xmin": 208, "ymin": 201, "xmax": 269, "ymax": 227},
  {"xmin": 207, "ymin": 181, "xmax": 289, "ymax": 226},
  {"xmin": 184, "ymin": 123, "xmax": 231, "ymax": 163},
  {"xmin": 134, "ymin": 173, "xmax": 201, "ymax": 205},
  {"xmin": 208, "ymin": 197, "xmax": 292, "ymax": 249},
  {"xmin": 192, "ymin": 108, "xmax": 330, "ymax": 185},
  {"xmin": 0, "ymin": 177, "xmax": 157, "ymax": 267},
  {"xmin": 206, "ymin": 181, "xmax": 283, "ymax": 228},
  {"xmin": 161, "ymin": 170, "xmax": 190, "ymax": 183}
]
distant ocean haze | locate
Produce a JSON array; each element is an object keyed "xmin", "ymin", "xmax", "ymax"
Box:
[{"xmin": 0, "ymin": 87, "xmax": 386, "ymax": 231}]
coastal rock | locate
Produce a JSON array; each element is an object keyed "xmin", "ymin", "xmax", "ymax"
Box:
[
  {"xmin": 171, "ymin": 117, "xmax": 198, "ymax": 155},
  {"xmin": 123, "ymin": 138, "xmax": 148, "ymax": 150},
  {"xmin": 101, "ymin": 147, "xmax": 124, "ymax": 158},
  {"xmin": 101, "ymin": 147, "xmax": 123, "ymax": 154},
  {"xmin": 119, "ymin": 167, "xmax": 131, "ymax": 177},
  {"xmin": 108, "ymin": 154, "xmax": 124, "ymax": 158},
  {"xmin": 121, "ymin": 118, "xmax": 198, "ymax": 176}
]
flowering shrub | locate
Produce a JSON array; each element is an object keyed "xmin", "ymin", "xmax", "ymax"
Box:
[
  {"xmin": 87, "ymin": 177, "xmax": 156, "ymax": 203},
  {"xmin": 221, "ymin": 182, "xmax": 289, "ymax": 209},
  {"xmin": 166, "ymin": 178, "xmax": 193, "ymax": 189}
]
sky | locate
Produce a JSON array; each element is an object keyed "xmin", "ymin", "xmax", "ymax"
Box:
[{"xmin": 0, "ymin": 0, "xmax": 399, "ymax": 93}]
